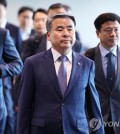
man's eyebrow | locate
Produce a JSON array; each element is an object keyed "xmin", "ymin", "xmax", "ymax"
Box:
[
  {"xmin": 56, "ymin": 25, "xmax": 73, "ymax": 28},
  {"xmin": 56, "ymin": 26, "xmax": 64, "ymax": 29},
  {"xmin": 67, "ymin": 25, "xmax": 73, "ymax": 28}
]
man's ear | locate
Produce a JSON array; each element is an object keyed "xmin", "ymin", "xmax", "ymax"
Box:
[
  {"xmin": 96, "ymin": 30, "xmax": 100, "ymax": 38},
  {"xmin": 47, "ymin": 31, "xmax": 51, "ymax": 41}
]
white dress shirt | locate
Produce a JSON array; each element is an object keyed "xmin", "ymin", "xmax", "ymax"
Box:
[
  {"xmin": 46, "ymin": 40, "xmax": 52, "ymax": 50},
  {"xmin": 20, "ymin": 28, "xmax": 32, "ymax": 41},
  {"xmin": 0, "ymin": 19, "xmax": 7, "ymax": 28},
  {"xmin": 51, "ymin": 48, "xmax": 72, "ymax": 84}
]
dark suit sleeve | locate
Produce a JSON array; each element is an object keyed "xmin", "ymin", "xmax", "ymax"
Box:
[
  {"xmin": 21, "ymin": 39, "xmax": 34, "ymax": 62},
  {"xmin": 86, "ymin": 61, "xmax": 104, "ymax": 134},
  {"xmin": 17, "ymin": 58, "xmax": 34, "ymax": 134},
  {"xmin": 0, "ymin": 30, "xmax": 23, "ymax": 77},
  {"xmin": 6, "ymin": 23, "xmax": 22, "ymax": 54},
  {"xmin": 16, "ymin": 28, "xmax": 22, "ymax": 54}
]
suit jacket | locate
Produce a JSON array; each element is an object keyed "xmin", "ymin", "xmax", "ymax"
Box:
[
  {"xmin": 13, "ymin": 34, "xmax": 47, "ymax": 106},
  {"xmin": 6, "ymin": 22, "xmax": 22, "ymax": 53},
  {"xmin": 85, "ymin": 45, "xmax": 120, "ymax": 134},
  {"xmin": 17, "ymin": 49, "xmax": 104, "ymax": 134},
  {"xmin": 0, "ymin": 28, "xmax": 23, "ymax": 120},
  {"xmin": 6, "ymin": 22, "xmax": 23, "ymax": 107},
  {"xmin": 14, "ymin": 34, "xmax": 93, "ymax": 106},
  {"xmin": 21, "ymin": 33, "xmax": 47, "ymax": 62}
]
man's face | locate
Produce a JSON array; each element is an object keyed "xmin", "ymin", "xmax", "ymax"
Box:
[
  {"xmin": 47, "ymin": 17, "xmax": 76, "ymax": 53},
  {"xmin": 18, "ymin": 10, "xmax": 33, "ymax": 28},
  {"xmin": 48, "ymin": 8, "xmax": 67, "ymax": 17},
  {"xmin": 96, "ymin": 21, "xmax": 120, "ymax": 49},
  {"xmin": 33, "ymin": 12, "xmax": 47, "ymax": 34}
]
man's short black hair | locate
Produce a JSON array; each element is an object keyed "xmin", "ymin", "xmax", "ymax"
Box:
[
  {"xmin": 18, "ymin": 6, "xmax": 34, "ymax": 16},
  {"xmin": 0, "ymin": 0, "xmax": 7, "ymax": 7},
  {"xmin": 94, "ymin": 13, "xmax": 120, "ymax": 31},
  {"xmin": 48, "ymin": 3, "xmax": 71, "ymax": 13},
  {"xmin": 32, "ymin": 8, "xmax": 47, "ymax": 20},
  {"xmin": 46, "ymin": 13, "xmax": 76, "ymax": 31}
]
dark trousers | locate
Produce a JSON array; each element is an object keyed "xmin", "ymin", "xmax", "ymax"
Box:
[
  {"xmin": 60, "ymin": 130, "xmax": 64, "ymax": 134},
  {"xmin": 0, "ymin": 116, "xmax": 7, "ymax": 134},
  {"xmin": 104, "ymin": 124, "xmax": 115, "ymax": 134},
  {"xmin": 104, "ymin": 113, "xmax": 115, "ymax": 134}
]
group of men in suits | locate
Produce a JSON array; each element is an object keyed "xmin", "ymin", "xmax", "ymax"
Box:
[
  {"xmin": 14, "ymin": 3, "xmax": 84, "ymax": 109},
  {"xmin": 0, "ymin": 0, "xmax": 120, "ymax": 134},
  {"xmin": 21, "ymin": 8, "xmax": 48, "ymax": 61},
  {"xmin": 21, "ymin": 3, "xmax": 83, "ymax": 61},
  {"xmin": 17, "ymin": 13, "xmax": 104, "ymax": 134}
]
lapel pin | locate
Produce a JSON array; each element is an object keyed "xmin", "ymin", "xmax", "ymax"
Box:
[{"xmin": 77, "ymin": 62, "xmax": 80, "ymax": 65}]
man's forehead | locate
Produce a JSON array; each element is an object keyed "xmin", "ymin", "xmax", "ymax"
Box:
[
  {"xmin": 52, "ymin": 17, "xmax": 74, "ymax": 24},
  {"xmin": 101, "ymin": 21, "xmax": 120, "ymax": 28},
  {"xmin": 48, "ymin": 13, "xmax": 76, "ymax": 26},
  {"xmin": 52, "ymin": 22, "xmax": 75, "ymax": 30},
  {"xmin": 50, "ymin": 19, "xmax": 75, "ymax": 30}
]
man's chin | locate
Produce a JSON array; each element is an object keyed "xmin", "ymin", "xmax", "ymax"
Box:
[
  {"xmin": 60, "ymin": 43, "xmax": 72, "ymax": 48},
  {"xmin": 108, "ymin": 43, "xmax": 117, "ymax": 49}
]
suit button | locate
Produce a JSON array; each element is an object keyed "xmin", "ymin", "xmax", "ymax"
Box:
[{"xmin": 62, "ymin": 103, "xmax": 64, "ymax": 106}]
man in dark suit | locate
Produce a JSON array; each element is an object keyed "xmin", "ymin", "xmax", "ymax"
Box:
[
  {"xmin": 17, "ymin": 6, "xmax": 34, "ymax": 41},
  {"xmin": 0, "ymin": 0, "xmax": 23, "ymax": 134},
  {"xmin": 85, "ymin": 13, "xmax": 120, "ymax": 134},
  {"xmin": 0, "ymin": 28, "xmax": 23, "ymax": 134},
  {"xmin": 13, "ymin": 8, "xmax": 48, "ymax": 110},
  {"xmin": 21, "ymin": 8, "xmax": 48, "ymax": 61},
  {"xmin": 17, "ymin": 13, "xmax": 104, "ymax": 134},
  {"xmin": 14, "ymin": 8, "xmax": 86, "ymax": 109},
  {"xmin": 0, "ymin": 0, "xmax": 22, "ymax": 53}
]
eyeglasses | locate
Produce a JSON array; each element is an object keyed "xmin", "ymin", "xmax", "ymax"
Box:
[{"xmin": 101, "ymin": 28, "xmax": 120, "ymax": 34}]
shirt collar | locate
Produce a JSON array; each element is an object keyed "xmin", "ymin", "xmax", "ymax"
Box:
[
  {"xmin": 99, "ymin": 43, "xmax": 117, "ymax": 58},
  {"xmin": 51, "ymin": 48, "xmax": 72, "ymax": 63},
  {"xmin": 0, "ymin": 19, "xmax": 7, "ymax": 28},
  {"xmin": 20, "ymin": 27, "xmax": 32, "ymax": 35}
]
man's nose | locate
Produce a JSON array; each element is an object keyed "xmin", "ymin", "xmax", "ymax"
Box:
[
  {"xmin": 63, "ymin": 29, "xmax": 69, "ymax": 37},
  {"xmin": 110, "ymin": 29, "xmax": 117, "ymax": 36}
]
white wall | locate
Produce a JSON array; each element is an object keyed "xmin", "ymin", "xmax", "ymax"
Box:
[{"xmin": 7, "ymin": 0, "xmax": 120, "ymax": 48}]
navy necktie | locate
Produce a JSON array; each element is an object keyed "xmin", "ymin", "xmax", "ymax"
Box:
[
  {"xmin": 58, "ymin": 56, "xmax": 67, "ymax": 96},
  {"xmin": 106, "ymin": 52, "xmax": 115, "ymax": 90}
]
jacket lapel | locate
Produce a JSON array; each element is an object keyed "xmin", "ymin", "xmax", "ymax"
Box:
[
  {"xmin": 64, "ymin": 52, "xmax": 83, "ymax": 98},
  {"xmin": 112, "ymin": 46, "xmax": 120, "ymax": 91},
  {"xmin": 41, "ymin": 49, "xmax": 63, "ymax": 99},
  {"xmin": 95, "ymin": 45, "xmax": 110, "ymax": 93},
  {"xmin": 39, "ymin": 34, "xmax": 47, "ymax": 52},
  {"xmin": 35, "ymin": 34, "xmax": 47, "ymax": 53}
]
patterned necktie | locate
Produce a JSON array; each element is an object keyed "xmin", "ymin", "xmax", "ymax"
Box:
[
  {"xmin": 106, "ymin": 52, "xmax": 115, "ymax": 90},
  {"xmin": 58, "ymin": 55, "xmax": 67, "ymax": 96}
]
